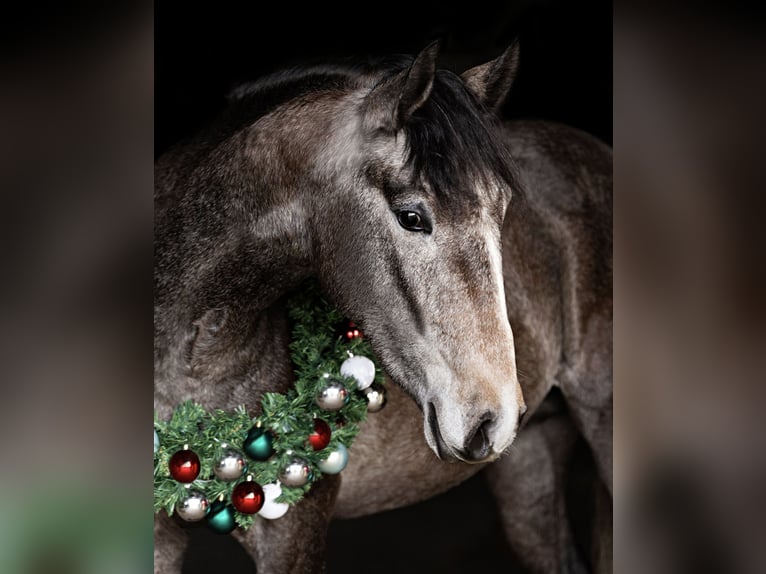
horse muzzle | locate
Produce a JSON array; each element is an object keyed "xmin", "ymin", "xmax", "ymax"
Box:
[{"xmin": 426, "ymin": 401, "xmax": 520, "ymax": 464}]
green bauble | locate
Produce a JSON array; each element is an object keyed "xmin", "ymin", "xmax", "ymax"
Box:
[
  {"xmin": 243, "ymin": 426, "xmax": 274, "ymax": 460},
  {"xmin": 207, "ymin": 500, "xmax": 236, "ymax": 534}
]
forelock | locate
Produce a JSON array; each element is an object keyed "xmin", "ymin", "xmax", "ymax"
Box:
[{"xmin": 402, "ymin": 69, "xmax": 519, "ymax": 213}]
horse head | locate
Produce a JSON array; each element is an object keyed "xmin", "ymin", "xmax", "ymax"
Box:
[{"xmin": 308, "ymin": 42, "xmax": 525, "ymax": 463}]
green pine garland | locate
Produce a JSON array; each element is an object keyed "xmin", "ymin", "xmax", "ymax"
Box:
[{"xmin": 153, "ymin": 283, "xmax": 384, "ymax": 530}]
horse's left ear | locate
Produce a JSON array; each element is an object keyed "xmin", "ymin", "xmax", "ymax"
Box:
[
  {"xmin": 461, "ymin": 41, "xmax": 520, "ymax": 112},
  {"xmin": 365, "ymin": 40, "xmax": 440, "ymax": 131}
]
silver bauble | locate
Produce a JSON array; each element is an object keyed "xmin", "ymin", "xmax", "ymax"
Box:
[
  {"xmin": 318, "ymin": 443, "xmax": 349, "ymax": 474},
  {"xmin": 363, "ymin": 383, "xmax": 387, "ymax": 412},
  {"xmin": 315, "ymin": 379, "xmax": 350, "ymax": 411},
  {"xmin": 279, "ymin": 456, "xmax": 313, "ymax": 487},
  {"xmin": 176, "ymin": 489, "xmax": 209, "ymax": 522},
  {"xmin": 214, "ymin": 448, "xmax": 246, "ymax": 481}
]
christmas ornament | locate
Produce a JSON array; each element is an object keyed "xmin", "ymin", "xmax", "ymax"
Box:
[
  {"xmin": 154, "ymin": 281, "xmax": 387, "ymax": 532},
  {"xmin": 279, "ymin": 456, "xmax": 313, "ymax": 487},
  {"xmin": 207, "ymin": 500, "xmax": 237, "ymax": 534},
  {"xmin": 231, "ymin": 479, "xmax": 265, "ymax": 514},
  {"xmin": 214, "ymin": 448, "xmax": 246, "ymax": 481},
  {"xmin": 258, "ymin": 483, "xmax": 289, "ymax": 520},
  {"xmin": 342, "ymin": 320, "xmax": 363, "ymax": 341},
  {"xmin": 318, "ymin": 443, "xmax": 349, "ymax": 474},
  {"xmin": 340, "ymin": 355, "xmax": 376, "ymax": 390},
  {"xmin": 243, "ymin": 425, "xmax": 274, "ymax": 461},
  {"xmin": 308, "ymin": 419, "xmax": 331, "ymax": 451},
  {"xmin": 176, "ymin": 489, "xmax": 209, "ymax": 521},
  {"xmin": 315, "ymin": 379, "xmax": 350, "ymax": 411},
  {"xmin": 363, "ymin": 383, "xmax": 387, "ymax": 412},
  {"xmin": 169, "ymin": 447, "xmax": 201, "ymax": 483}
]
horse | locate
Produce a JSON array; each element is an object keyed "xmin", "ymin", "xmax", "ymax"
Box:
[
  {"xmin": 333, "ymin": 120, "xmax": 613, "ymax": 574},
  {"xmin": 155, "ymin": 41, "xmax": 612, "ymax": 573}
]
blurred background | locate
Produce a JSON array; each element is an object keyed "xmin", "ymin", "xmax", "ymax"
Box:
[{"xmin": 2, "ymin": 0, "xmax": 765, "ymax": 573}]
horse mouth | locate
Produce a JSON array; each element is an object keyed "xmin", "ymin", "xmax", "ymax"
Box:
[{"xmin": 427, "ymin": 401, "xmax": 454, "ymax": 462}]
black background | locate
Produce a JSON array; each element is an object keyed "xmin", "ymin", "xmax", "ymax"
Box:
[
  {"xmin": 156, "ymin": 0, "xmax": 612, "ymax": 157},
  {"xmin": 157, "ymin": 1, "xmax": 611, "ymax": 572}
]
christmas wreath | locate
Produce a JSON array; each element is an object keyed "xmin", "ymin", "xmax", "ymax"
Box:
[{"xmin": 153, "ymin": 284, "xmax": 386, "ymax": 533}]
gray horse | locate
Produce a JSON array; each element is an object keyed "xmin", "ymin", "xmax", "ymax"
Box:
[{"xmin": 155, "ymin": 42, "xmax": 612, "ymax": 573}]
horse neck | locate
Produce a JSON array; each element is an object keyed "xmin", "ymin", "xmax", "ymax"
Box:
[
  {"xmin": 154, "ymin": 124, "xmax": 318, "ymax": 400},
  {"xmin": 160, "ymin": 124, "xmax": 317, "ymax": 291}
]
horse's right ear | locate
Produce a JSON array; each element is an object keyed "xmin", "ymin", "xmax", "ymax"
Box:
[
  {"xmin": 461, "ymin": 41, "xmax": 520, "ymax": 112},
  {"xmin": 364, "ymin": 40, "xmax": 440, "ymax": 131}
]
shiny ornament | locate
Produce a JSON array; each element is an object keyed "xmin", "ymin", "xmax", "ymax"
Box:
[
  {"xmin": 308, "ymin": 419, "xmax": 332, "ymax": 451},
  {"xmin": 214, "ymin": 448, "xmax": 246, "ymax": 481},
  {"xmin": 340, "ymin": 356, "xmax": 375, "ymax": 390},
  {"xmin": 279, "ymin": 456, "xmax": 313, "ymax": 487},
  {"xmin": 176, "ymin": 489, "xmax": 209, "ymax": 521},
  {"xmin": 243, "ymin": 425, "xmax": 274, "ymax": 461},
  {"xmin": 342, "ymin": 320, "xmax": 363, "ymax": 341},
  {"xmin": 169, "ymin": 448, "xmax": 201, "ymax": 483},
  {"xmin": 318, "ymin": 443, "xmax": 349, "ymax": 474},
  {"xmin": 207, "ymin": 500, "xmax": 236, "ymax": 534},
  {"xmin": 315, "ymin": 379, "xmax": 350, "ymax": 411},
  {"xmin": 258, "ymin": 483, "xmax": 289, "ymax": 520},
  {"xmin": 154, "ymin": 430, "xmax": 159, "ymax": 453},
  {"xmin": 363, "ymin": 383, "xmax": 387, "ymax": 413},
  {"xmin": 231, "ymin": 480, "xmax": 265, "ymax": 514}
]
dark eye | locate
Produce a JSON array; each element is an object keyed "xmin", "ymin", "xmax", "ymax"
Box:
[{"xmin": 396, "ymin": 210, "xmax": 429, "ymax": 232}]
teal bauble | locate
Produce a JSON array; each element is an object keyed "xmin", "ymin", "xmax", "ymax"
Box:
[
  {"xmin": 243, "ymin": 426, "xmax": 274, "ymax": 461},
  {"xmin": 317, "ymin": 443, "xmax": 349, "ymax": 474},
  {"xmin": 207, "ymin": 500, "xmax": 236, "ymax": 534}
]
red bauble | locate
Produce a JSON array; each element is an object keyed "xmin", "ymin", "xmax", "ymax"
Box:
[
  {"xmin": 343, "ymin": 320, "xmax": 363, "ymax": 341},
  {"xmin": 231, "ymin": 481, "xmax": 265, "ymax": 514},
  {"xmin": 169, "ymin": 449, "xmax": 201, "ymax": 483},
  {"xmin": 308, "ymin": 419, "xmax": 332, "ymax": 451}
]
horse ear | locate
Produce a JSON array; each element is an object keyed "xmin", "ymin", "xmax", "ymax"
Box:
[
  {"xmin": 365, "ymin": 40, "xmax": 440, "ymax": 131},
  {"xmin": 461, "ymin": 41, "xmax": 520, "ymax": 112}
]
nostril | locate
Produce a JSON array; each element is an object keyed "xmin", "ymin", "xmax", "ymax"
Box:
[{"xmin": 464, "ymin": 413, "xmax": 493, "ymax": 461}]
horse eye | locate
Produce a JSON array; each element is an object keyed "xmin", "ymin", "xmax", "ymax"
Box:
[{"xmin": 396, "ymin": 210, "xmax": 428, "ymax": 232}]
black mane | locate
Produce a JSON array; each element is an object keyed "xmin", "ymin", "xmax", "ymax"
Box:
[{"xmin": 403, "ymin": 68, "xmax": 518, "ymax": 207}]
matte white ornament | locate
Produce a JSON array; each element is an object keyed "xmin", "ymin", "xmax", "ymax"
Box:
[
  {"xmin": 340, "ymin": 356, "xmax": 376, "ymax": 390},
  {"xmin": 258, "ymin": 483, "xmax": 289, "ymax": 520}
]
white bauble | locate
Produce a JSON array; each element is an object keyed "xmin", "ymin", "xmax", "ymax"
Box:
[
  {"xmin": 258, "ymin": 483, "xmax": 289, "ymax": 520},
  {"xmin": 340, "ymin": 356, "xmax": 376, "ymax": 390}
]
